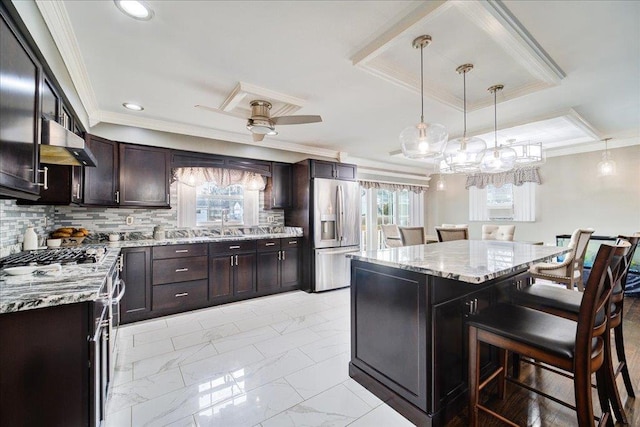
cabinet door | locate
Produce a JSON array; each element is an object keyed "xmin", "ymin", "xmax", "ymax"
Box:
[
  {"xmin": 280, "ymin": 244, "xmax": 300, "ymax": 288},
  {"xmin": 119, "ymin": 143, "xmax": 170, "ymax": 207},
  {"xmin": 41, "ymin": 78, "xmax": 59, "ymax": 122},
  {"xmin": 120, "ymin": 247, "xmax": 152, "ymax": 324},
  {"xmin": 0, "ymin": 12, "xmax": 41, "ymax": 197},
  {"xmin": 335, "ymin": 163, "xmax": 357, "ymax": 181},
  {"xmin": 209, "ymin": 254, "xmax": 233, "ymax": 300},
  {"xmin": 83, "ymin": 134, "xmax": 118, "ymax": 206},
  {"xmin": 265, "ymin": 162, "xmax": 292, "ymax": 209},
  {"xmin": 310, "ymin": 160, "xmax": 335, "ymax": 179},
  {"xmin": 234, "ymin": 252, "xmax": 256, "ymax": 296},
  {"xmin": 256, "ymin": 250, "xmax": 280, "ymax": 292}
]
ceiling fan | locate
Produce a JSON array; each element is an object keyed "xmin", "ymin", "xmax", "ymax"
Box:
[{"xmin": 196, "ymin": 100, "xmax": 322, "ymax": 142}]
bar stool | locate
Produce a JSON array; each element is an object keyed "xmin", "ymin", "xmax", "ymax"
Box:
[
  {"xmin": 510, "ymin": 235, "xmax": 638, "ymax": 423},
  {"xmin": 467, "ymin": 243, "xmax": 626, "ymax": 427}
]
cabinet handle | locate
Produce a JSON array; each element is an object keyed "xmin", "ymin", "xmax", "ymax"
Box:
[
  {"xmin": 265, "ymin": 242, "xmax": 276, "ymax": 247},
  {"xmin": 75, "ymin": 183, "xmax": 81, "ymax": 199},
  {"xmin": 36, "ymin": 166, "xmax": 49, "ymax": 190},
  {"xmin": 234, "ymin": 255, "xmax": 238, "ymax": 266},
  {"xmin": 115, "ymin": 190, "xmax": 120, "ymax": 203},
  {"xmin": 175, "ymin": 292, "xmax": 189, "ymax": 297},
  {"xmin": 278, "ymin": 250, "xmax": 281, "ymax": 261},
  {"xmin": 229, "ymin": 245, "xmax": 240, "ymax": 249},
  {"xmin": 230, "ymin": 255, "xmax": 234, "ymax": 267},
  {"xmin": 175, "ymin": 249, "xmax": 189, "ymax": 253},
  {"xmin": 273, "ymin": 197, "xmax": 276, "ymax": 206},
  {"xmin": 288, "ymin": 241, "xmax": 297, "ymax": 245},
  {"xmin": 281, "ymin": 251, "xmax": 285, "ymax": 261},
  {"xmin": 175, "ymin": 268, "xmax": 189, "ymax": 272}
]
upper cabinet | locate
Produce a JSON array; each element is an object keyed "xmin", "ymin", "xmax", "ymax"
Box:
[
  {"xmin": 264, "ymin": 162, "xmax": 292, "ymax": 209},
  {"xmin": 83, "ymin": 135, "xmax": 170, "ymax": 208},
  {"xmin": 0, "ymin": 9, "xmax": 41, "ymax": 199},
  {"xmin": 310, "ymin": 160, "xmax": 357, "ymax": 181}
]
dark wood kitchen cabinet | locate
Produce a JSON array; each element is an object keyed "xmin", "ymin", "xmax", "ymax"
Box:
[
  {"xmin": 82, "ymin": 136, "xmax": 170, "ymax": 208},
  {"xmin": 119, "ymin": 143, "xmax": 170, "ymax": 207},
  {"xmin": 264, "ymin": 162, "xmax": 292, "ymax": 209},
  {"xmin": 120, "ymin": 247, "xmax": 153, "ymax": 324},
  {"xmin": 152, "ymin": 244, "xmax": 208, "ymax": 314},
  {"xmin": 0, "ymin": 8, "xmax": 42, "ymax": 199},
  {"xmin": 310, "ymin": 159, "xmax": 357, "ymax": 181},
  {"xmin": 209, "ymin": 240, "xmax": 257, "ymax": 303},
  {"xmin": 256, "ymin": 238, "xmax": 300, "ymax": 293},
  {"xmin": 83, "ymin": 134, "xmax": 119, "ymax": 206},
  {"xmin": 0, "ymin": 303, "xmax": 92, "ymax": 426}
]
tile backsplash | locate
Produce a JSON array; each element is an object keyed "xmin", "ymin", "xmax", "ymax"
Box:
[{"xmin": 1, "ymin": 185, "xmax": 284, "ymax": 257}]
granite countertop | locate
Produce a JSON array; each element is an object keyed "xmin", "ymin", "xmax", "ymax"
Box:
[
  {"xmin": 348, "ymin": 240, "xmax": 571, "ymax": 284},
  {"xmin": 0, "ymin": 247, "xmax": 120, "ymax": 314},
  {"xmin": 0, "ymin": 230, "xmax": 304, "ymax": 314}
]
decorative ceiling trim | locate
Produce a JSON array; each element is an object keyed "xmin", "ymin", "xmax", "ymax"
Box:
[
  {"xmin": 97, "ymin": 111, "xmax": 341, "ymax": 159},
  {"xmin": 220, "ymin": 82, "xmax": 305, "ymax": 117},
  {"xmin": 351, "ymin": 0, "xmax": 565, "ymax": 112},
  {"xmin": 35, "ymin": 0, "xmax": 101, "ymax": 125}
]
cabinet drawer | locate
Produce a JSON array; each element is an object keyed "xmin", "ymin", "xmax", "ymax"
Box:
[
  {"xmin": 153, "ymin": 244, "xmax": 207, "ymax": 260},
  {"xmin": 153, "ymin": 256, "xmax": 208, "ymax": 285},
  {"xmin": 209, "ymin": 240, "xmax": 256, "ymax": 254},
  {"xmin": 257, "ymin": 239, "xmax": 280, "ymax": 252},
  {"xmin": 152, "ymin": 280, "xmax": 208, "ymax": 311}
]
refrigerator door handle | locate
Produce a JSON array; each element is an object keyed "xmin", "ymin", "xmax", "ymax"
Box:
[{"xmin": 336, "ymin": 185, "xmax": 344, "ymax": 243}]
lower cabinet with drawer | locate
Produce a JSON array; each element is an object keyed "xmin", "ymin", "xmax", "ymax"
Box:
[
  {"xmin": 151, "ymin": 243, "xmax": 209, "ymax": 315},
  {"xmin": 256, "ymin": 238, "xmax": 301, "ymax": 294},
  {"xmin": 209, "ymin": 240, "xmax": 257, "ymax": 304}
]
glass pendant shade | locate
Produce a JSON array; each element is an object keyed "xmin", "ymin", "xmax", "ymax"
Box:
[
  {"xmin": 510, "ymin": 140, "xmax": 545, "ymax": 165},
  {"xmin": 480, "ymin": 146, "xmax": 518, "ymax": 173},
  {"xmin": 436, "ymin": 177, "xmax": 446, "ymax": 191},
  {"xmin": 597, "ymin": 139, "xmax": 616, "ymax": 176},
  {"xmin": 443, "ymin": 64, "xmax": 485, "ymax": 172},
  {"xmin": 443, "ymin": 136, "xmax": 486, "ymax": 172},
  {"xmin": 400, "ymin": 121, "xmax": 448, "ymax": 159},
  {"xmin": 400, "ymin": 35, "xmax": 448, "ymax": 160}
]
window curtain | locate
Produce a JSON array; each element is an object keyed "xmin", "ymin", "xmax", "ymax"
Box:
[
  {"xmin": 359, "ymin": 180, "xmax": 428, "ymax": 194},
  {"xmin": 171, "ymin": 167, "xmax": 266, "ymax": 190},
  {"xmin": 465, "ymin": 166, "xmax": 541, "ymax": 189}
]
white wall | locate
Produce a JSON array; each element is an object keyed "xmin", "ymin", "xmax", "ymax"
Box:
[{"xmin": 426, "ymin": 144, "xmax": 640, "ymax": 244}]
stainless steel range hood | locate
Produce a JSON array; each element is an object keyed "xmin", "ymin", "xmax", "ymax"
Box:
[{"xmin": 40, "ymin": 119, "xmax": 97, "ymax": 167}]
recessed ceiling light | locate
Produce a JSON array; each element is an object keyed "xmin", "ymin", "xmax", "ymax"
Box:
[
  {"xmin": 114, "ymin": 1, "xmax": 154, "ymax": 21},
  {"xmin": 122, "ymin": 103, "xmax": 144, "ymax": 111}
]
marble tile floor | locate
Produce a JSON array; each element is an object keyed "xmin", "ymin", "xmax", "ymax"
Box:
[{"xmin": 105, "ymin": 288, "xmax": 415, "ymax": 427}]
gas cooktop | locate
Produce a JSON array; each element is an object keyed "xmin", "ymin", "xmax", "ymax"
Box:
[{"xmin": 0, "ymin": 247, "xmax": 107, "ymax": 268}]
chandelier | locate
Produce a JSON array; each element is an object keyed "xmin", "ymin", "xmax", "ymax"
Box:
[
  {"xmin": 400, "ymin": 35, "xmax": 448, "ymax": 159},
  {"xmin": 597, "ymin": 138, "xmax": 617, "ymax": 177}
]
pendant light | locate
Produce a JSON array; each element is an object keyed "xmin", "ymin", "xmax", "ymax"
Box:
[
  {"xmin": 443, "ymin": 64, "xmax": 486, "ymax": 172},
  {"xmin": 479, "ymin": 85, "xmax": 516, "ymax": 173},
  {"xmin": 400, "ymin": 35, "xmax": 448, "ymax": 159},
  {"xmin": 597, "ymin": 138, "xmax": 617, "ymax": 177}
]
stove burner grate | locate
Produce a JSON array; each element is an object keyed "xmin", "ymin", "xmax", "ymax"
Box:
[{"xmin": 0, "ymin": 247, "xmax": 106, "ymax": 268}]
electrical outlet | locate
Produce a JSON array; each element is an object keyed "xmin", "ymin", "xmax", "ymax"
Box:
[
  {"xmin": 267, "ymin": 215, "xmax": 275, "ymax": 223},
  {"xmin": 126, "ymin": 216, "xmax": 134, "ymax": 225}
]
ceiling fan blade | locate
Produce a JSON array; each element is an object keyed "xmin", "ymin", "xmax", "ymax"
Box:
[
  {"xmin": 194, "ymin": 104, "xmax": 246, "ymax": 119},
  {"xmin": 252, "ymin": 133, "xmax": 266, "ymax": 142},
  {"xmin": 272, "ymin": 115, "xmax": 322, "ymax": 125}
]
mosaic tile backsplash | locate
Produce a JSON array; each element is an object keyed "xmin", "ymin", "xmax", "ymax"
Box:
[{"xmin": 1, "ymin": 189, "xmax": 284, "ymax": 257}]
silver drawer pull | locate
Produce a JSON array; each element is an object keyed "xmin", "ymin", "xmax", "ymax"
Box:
[
  {"xmin": 288, "ymin": 241, "xmax": 297, "ymax": 245},
  {"xmin": 175, "ymin": 292, "xmax": 189, "ymax": 297},
  {"xmin": 175, "ymin": 249, "xmax": 189, "ymax": 253},
  {"xmin": 265, "ymin": 242, "xmax": 276, "ymax": 246},
  {"xmin": 175, "ymin": 268, "xmax": 189, "ymax": 272},
  {"xmin": 229, "ymin": 245, "xmax": 240, "ymax": 249}
]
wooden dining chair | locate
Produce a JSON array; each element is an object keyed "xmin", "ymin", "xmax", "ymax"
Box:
[
  {"xmin": 467, "ymin": 242, "xmax": 626, "ymax": 427},
  {"xmin": 434, "ymin": 226, "xmax": 469, "ymax": 242},
  {"xmin": 398, "ymin": 226, "xmax": 426, "ymax": 246},
  {"xmin": 509, "ymin": 235, "xmax": 638, "ymax": 423}
]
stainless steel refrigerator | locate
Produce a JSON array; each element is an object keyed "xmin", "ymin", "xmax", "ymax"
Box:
[{"xmin": 287, "ymin": 160, "xmax": 360, "ymax": 292}]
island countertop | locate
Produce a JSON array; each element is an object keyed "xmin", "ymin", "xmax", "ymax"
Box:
[{"xmin": 347, "ymin": 240, "xmax": 570, "ymax": 284}]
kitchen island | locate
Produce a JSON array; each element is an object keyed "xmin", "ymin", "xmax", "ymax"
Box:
[{"xmin": 347, "ymin": 240, "xmax": 569, "ymax": 426}]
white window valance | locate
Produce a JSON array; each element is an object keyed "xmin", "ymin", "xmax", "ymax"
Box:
[
  {"xmin": 465, "ymin": 166, "xmax": 541, "ymax": 189},
  {"xmin": 171, "ymin": 167, "xmax": 266, "ymax": 190},
  {"xmin": 359, "ymin": 180, "xmax": 427, "ymax": 194}
]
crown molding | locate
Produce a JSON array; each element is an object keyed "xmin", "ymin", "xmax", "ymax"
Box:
[
  {"xmin": 35, "ymin": 0, "xmax": 100, "ymax": 123},
  {"xmin": 97, "ymin": 111, "xmax": 340, "ymax": 159}
]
